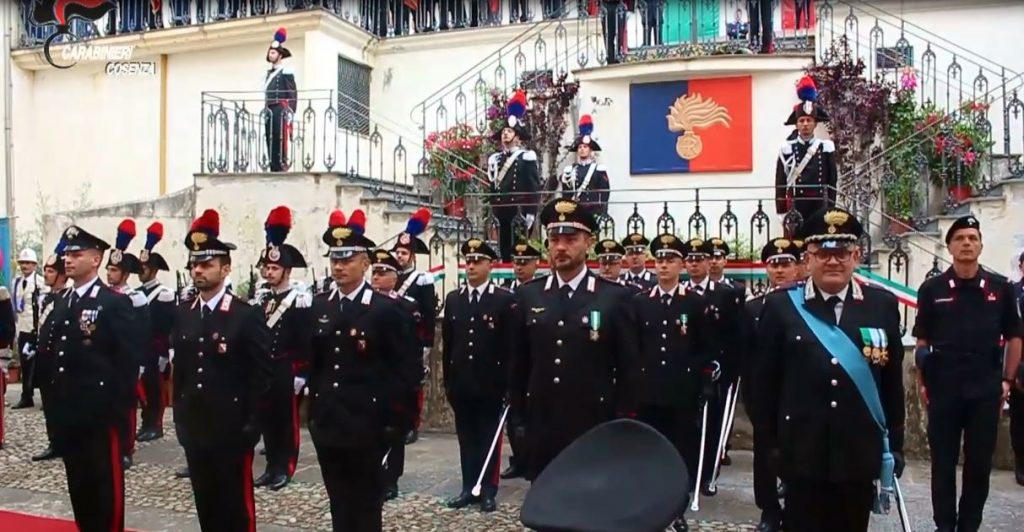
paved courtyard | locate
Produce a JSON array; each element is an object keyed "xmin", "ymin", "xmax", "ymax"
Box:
[{"xmin": 1, "ymin": 384, "xmax": 1023, "ymax": 531}]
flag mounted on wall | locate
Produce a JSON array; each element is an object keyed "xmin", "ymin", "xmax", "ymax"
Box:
[{"xmin": 629, "ymin": 76, "xmax": 752, "ymax": 175}]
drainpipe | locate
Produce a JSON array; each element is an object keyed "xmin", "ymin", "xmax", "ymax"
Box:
[{"xmin": 3, "ymin": 1, "xmax": 16, "ymax": 278}]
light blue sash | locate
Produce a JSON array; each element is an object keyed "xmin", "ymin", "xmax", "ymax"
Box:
[{"xmin": 786, "ymin": 287, "xmax": 895, "ymax": 510}]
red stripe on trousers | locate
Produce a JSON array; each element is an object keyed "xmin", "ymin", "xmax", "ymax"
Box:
[
  {"xmin": 109, "ymin": 426, "xmax": 124, "ymax": 532},
  {"xmin": 288, "ymin": 394, "xmax": 300, "ymax": 477},
  {"xmin": 126, "ymin": 408, "xmax": 137, "ymax": 455},
  {"xmin": 243, "ymin": 450, "xmax": 256, "ymax": 532},
  {"xmin": 491, "ymin": 430, "xmax": 504, "ymax": 486},
  {"xmin": 414, "ymin": 388, "xmax": 425, "ymax": 430}
]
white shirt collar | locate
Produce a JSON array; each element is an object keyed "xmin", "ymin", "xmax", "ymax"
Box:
[
  {"xmin": 689, "ymin": 276, "xmax": 710, "ymax": 290},
  {"xmin": 74, "ymin": 276, "xmax": 100, "ymax": 298},
  {"xmin": 557, "ymin": 267, "xmax": 588, "ymax": 292},
  {"xmin": 199, "ymin": 284, "xmax": 229, "ymax": 312},
  {"xmin": 817, "ymin": 283, "xmax": 849, "ymax": 302},
  {"xmin": 657, "ymin": 284, "xmax": 680, "ymax": 298},
  {"xmin": 340, "ymin": 281, "xmax": 367, "ymax": 301},
  {"xmin": 467, "ymin": 281, "xmax": 490, "ymax": 297}
]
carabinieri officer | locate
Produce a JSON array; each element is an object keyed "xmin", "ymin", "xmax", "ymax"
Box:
[
  {"xmin": 913, "ymin": 215, "xmax": 1023, "ymax": 532},
  {"xmin": 755, "ymin": 206, "xmax": 905, "ymax": 532}
]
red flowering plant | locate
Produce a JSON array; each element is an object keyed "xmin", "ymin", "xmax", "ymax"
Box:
[
  {"xmin": 919, "ymin": 99, "xmax": 992, "ymax": 190},
  {"xmin": 424, "ymin": 123, "xmax": 488, "ymax": 202}
]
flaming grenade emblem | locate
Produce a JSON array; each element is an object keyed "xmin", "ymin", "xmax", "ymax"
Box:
[{"xmin": 665, "ymin": 94, "xmax": 732, "ymax": 160}]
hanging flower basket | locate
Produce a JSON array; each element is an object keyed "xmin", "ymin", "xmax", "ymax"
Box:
[{"xmin": 888, "ymin": 217, "xmax": 914, "ymax": 235}]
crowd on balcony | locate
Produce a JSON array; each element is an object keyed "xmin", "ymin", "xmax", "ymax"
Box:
[{"xmin": 18, "ymin": 0, "xmax": 807, "ymax": 57}]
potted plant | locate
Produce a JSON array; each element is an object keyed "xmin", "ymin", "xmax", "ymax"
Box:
[
  {"xmin": 424, "ymin": 123, "xmax": 488, "ymax": 217},
  {"xmin": 919, "ymin": 100, "xmax": 992, "ymax": 202},
  {"xmin": 882, "ymin": 72, "xmax": 923, "ymax": 234}
]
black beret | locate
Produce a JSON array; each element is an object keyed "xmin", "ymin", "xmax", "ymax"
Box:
[{"xmin": 944, "ymin": 215, "xmax": 981, "ymax": 244}]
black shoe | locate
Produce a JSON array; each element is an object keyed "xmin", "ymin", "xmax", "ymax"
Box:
[
  {"xmin": 11, "ymin": 399, "xmax": 34, "ymax": 409},
  {"xmin": 1016, "ymin": 465, "xmax": 1024, "ymax": 487},
  {"xmin": 267, "ymin": 474, "xmax": 290, "ymax": 491},
  {"xmin": 700, "ymin": 483, "xmax": 716, "ymax": 497},
  {"xmin": 721, "ymin": 453, "xmax": 732, "ymax": 466},
  {"xmin": 480, "ymin": 496, "xmax": 497, "ymax": 512},
  {"xmin": 31, "ymin": 446, "xmax": 59, "ymax": 461},
  {"xmin": 136, "ymin": 429, "xmax": 163, "ymax": 442},
  {"xmin": 672, "ymin": 518, "xmax": 689, "ymax": 532},
  {"xmin": 500, "ymin": 465, "xmax": 524, "ymax": 479},
  {"xmin": 755, "ymin": 513, "xmax": 781, "ymax": 532},
  {"xmin": 174, "ymin": 466, "xmax": 190, "ymax": 479},
  {"xmin": 445, "ymin": 492, "xmax": 479, "ymax": 509},
  {"xmin": 254, "ymin": 471, "xmax": 274, "ymax": 487},
  {"xmin": 121, "ymin": 455, "xmax": 133, "ymax": 470},
  {"xmin": 404, "ymin": 429, "xmax": 418, "ymax": 445},
  {"xmin": 384, "ymin": 484, "xmax": 399, "ymax": 501}
]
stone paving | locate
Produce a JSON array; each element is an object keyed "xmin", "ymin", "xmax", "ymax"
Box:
[{"xmin": 2, "ymin": 384, "xmax": 1023, "ymax": 531}]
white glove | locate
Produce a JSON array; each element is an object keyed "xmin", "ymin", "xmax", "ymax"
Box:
[
  {"xmin": 524, "ymin": 214, "xmax": 536, "ymax": 229},
  {"xmin": 422, "ymin": 347, "xmax": 431, "ymax": 364},
  {"xmin": 158, "ymin": 357, "xmax": 169, "ymax": 372},
  {"xmin": 22, "ymin": 344, "xmax": 36, "ymax": 360},
  {"xmin": 168, "ymin": 349, "xmax": 175, "ymax": 363},
  {"xmin": 293, "ymin": 376, "xmax": 307, "ymax": 395},
  {"xmin": 139, "ymin": 365, "xmax": 145, "ymax": 378}
]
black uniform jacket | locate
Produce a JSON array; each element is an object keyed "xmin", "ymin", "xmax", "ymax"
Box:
[
  {"xmin": 32, "ymin": 291, "xmax": 62, "ymax": 386},
  {"xmin": 172, "ymin": 291, "xmax": 274, "ymax": 449},
  {"xmin": 307, "ymin": 283, "xmax": 422, "ymax": 448},
  {"xmin": 774, "ymin": 136, "xmax": 838, "ymax": 214},
  {"xmin": 548, "ymin": 162, "xmax": 611, "ymax": 213},
  {"xmin": 633, "ymin": 284, "xmax": 710, "ymax": 407},
  {"xmin": 138, "ymin": 281, "xmax": 176, "ymax": 360},
  {"xmin": 37, "ymin": 280, "xmax": 141, "ymax": 437},
  {"xmin": 621, "ymin": 269, "xmax": 656, "ymax": 292},
  {"xmin": 396, "ymin": 268, "xmax": 437, "ymax": 351},
  {"xmin": 264, "ymin": 66, "xmax": 297, "ymax": 110},
  {"xmin": 442, "ymin": 282, "xmax": 516, "ymax": 400},
  {"xmin": 487, "ymin": 148, "xmax": 541, "ymax": 213},
  {"xmin": 684, "ymin": 278, "xmax": 745, "ymax": 381},
  {"xmin": 755, "ymin": 281, "xmax": 905, "ymax": 483},
  {"xmin": 508, "ymin": 270, "xmax": 639, "ymax": 425},
  {"xmin": 261, "ymin": 287, "xmax": 314, "ymax": 380}
]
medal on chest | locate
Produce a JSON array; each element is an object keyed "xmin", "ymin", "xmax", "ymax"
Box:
[
  {"xmin": 859, "ymin": 328, "xmax": 888, "ymax": 366},
  {"xmin": 679, "ymin": 314, "xmax": 688, "ymax": 335},
  {"xmin": 588, "ymin": 310, "xmax": 601, "ymax": 342}
]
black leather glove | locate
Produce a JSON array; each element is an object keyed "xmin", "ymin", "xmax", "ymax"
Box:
[{"xmin": 893, "ymin": 451, "xmax": 905, "ymax": 479}]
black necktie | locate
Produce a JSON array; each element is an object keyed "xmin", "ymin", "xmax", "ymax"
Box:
[
  {"xmin": 69, "ymin": 291, "xmax": 80, "ymax": 308},
  {"xmin": 662, "ymin": 294, "xmax": 672, "ymax": 306},
  {"xmin": 694, "ymin": 284, "xmax": 704, "ymax": 295},
  {"xmin": 470, "ymin": 290, "xmax": 479, "ymax": 305},
  {"xmin": 201, "ymin": 305, "xmax": 210, "ymax": 320},
  {"xmin": 825, "ymin": 296, "xmax": 842, "ymax": 325},
  {"xmin": 560, "ymin": 284, "xmax": 573, "ymax": 301}
]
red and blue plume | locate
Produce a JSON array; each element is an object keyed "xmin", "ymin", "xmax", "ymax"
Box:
[
  {"xmin": 265, "ymin": 206, "xmax": 292, "ymax": 246},
  {"xmin": 405, "ymin": 208, "xmax": 431, "ymax": 237},
  {"xmin": 190, "ymin": 209, "xmax": 220, "ymax": 237},
  {"xmin": 507, "ymin": 89, "xmax": 527, "ymax": 119},
  {"xmin": 796, "ymin": 75, "xmax": 817, "ymax": 102},
  {"xmin": 328, "ymin": 209, "xmax": 346, "ymax": 227},
  {"xmin": 144, "ymin": 222, "xmax": 164, "ymax": 251},
  {"xmin": 348, "ymin": 210, "xmax": 367, "ymax": 236},
  {"xmin": 115, "ymin": 219, "xmax": 137, "ymax": 251},
  {"xmin": 578, "ymin": 114, "xmax": 594, "ymax": 136},
  {"xmin": 274, "ymin": 27, "xmax": 287, "ymax": 44}
]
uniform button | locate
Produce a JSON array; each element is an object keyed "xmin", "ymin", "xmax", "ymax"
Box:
[
  {"xmin": 830, "ymin": 401, "xmax": 837, "ymax": 408},
  {"xmin": 335, "ymin": 331, "xmax": 341, "ymax": 336},
  {"xmin": 785, "ymin": 415, "xmax": 790, "ymax": 421},
  {"xmin": 554, "ymin": 358, "xmax": 561, "ymax": 365},
  {"xmin": 469, "ymin": 329, "xmax": 474, "ymax": 334},
  {"xmin": 661, "ymin": 360, "xmax": 666, "ymax": 365},
  {"xmin": 234, "ymin": 397, "xmax": 239, "ymax": 402},
  {"xmin": 831, "ymin": 379, "xmax": 838, "ymax": 386},
  {"xmin": 599, "ymin": 396, "xmax": 605, "ymax": 402},
  {"xmin": 468, "ymin": 355, "xmax": 473, "ymax": 360},
  {"xmin": 660, "ymin": 347, "xmax": 666, "ymax": 352},
  {"xmin": 334, "ymin": 347, "xmax": 340, "ymax": 353},
  {"xmin": 60, "ymin": 335, "xmax": 66, "ymax": 340},
  {"xmin": 333, "ymin": 382, "xmax": 339, "ymax": 388},
  {"xmin": 198, "ymin": 368, "xmax": 203, "ymax": 373},
  {"xmin": 553, "ymin": 377, "xmax": 560, "ymax": 384},
  {"xmin": 372, "ymin": 398, "xmax": 377, "ymax": 403},
  {"xmin": 830, "ymin": 358, "xmax": 838, "ymax": 365},
  {"xmin": 58, "ymin": 367, "xmax": 64, "ymax": 372},
  {"xmin": 99, "ymin": 381, "xmax": 104, "ymax": 386},
  {"xmin": 199, "ymin": 337, "xmax": 204, "ymax": 343},
  {"xmin": 197, "ymin": 383, "xmax": 203, "ymax": 389},
  {"xmin": 661, "ymin": 333, "xmax": 667, "ymax": 339},
  {"xmin": 558, "ymin": 320, "xmax": 564, "ymax": 326},
  {"xmin": 796, "ymin": 335, "xmax": 802, "ymax": 341},
  {"xmin": 58, "ymin": 351, "xmax": 64, "ymax": 357},
  {"xmin": 556, "ymin": 340, "xmax": 563, "ymax": 346},
  {"xmin": 334, "ymin": 364, "xmax": 340, "ymax": 370},
  {"xmin": 470, "ymin": 317, "xmax": 475, "ymax": 322},
  {"xmin": 468, "ymin": 342, "xmax": 474, "ymax": 347},
  {"xmin": 663, "ymin": 320, "xmax": 668, "ymax": 325}
]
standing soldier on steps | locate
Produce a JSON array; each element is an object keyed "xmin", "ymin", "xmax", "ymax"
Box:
[
  {"xmin": 487, "ymin": 89, "xmax": 540, "ymax": 262},
  {"xmin": 757, "ymin": 207, "xmax": 905, "ymax": 532},
  {"xmin": 775, "ymin": 75, "xmax": 837, "ymax": 235},
  {"xmin": 43, "ymin": 225, "xmax": 141, "ymax": 532},
  {"xmin": 390, "ymin": 208, "xmax": 436, "ymax": 445},
  {"xmin": 308, "ymin": 209, "xmax": 421, "ymax": 532},
  {"xmin": 27, "ymin": 240, "xmax": 71, "ymax": 462},
  {"xmin": 135, "ymin": 222, "xmax": 176, "ymax": 443},
  {"xmin": 442, "ymin": 238, "xmax": 515, "ymax": 513},
  {"xmin": 743, "ymin": 238, "xmax": 803, "ymax": 532},
  {"xmin": 264, "ymin": 27, "xmax": 297, "ymax": 172},
  {"xmin": 173, "ymin": 209, "xmax": 274, "ymax": 531},
  {"xmin": 105, "ymin": 219, "xmax": 151, "ymax": 471},
  {"xmin": 633, "ymin": 233, "xmax": 710, "ymax": 532},
  {"xmin": 914, "ymin": 215, "xmax": 1023, "ymax": 532},
  {"xmin": 12, "ymin": 248, "xmax": 47, "ymax": 410},
  {"xmin": 550, "ymin": 115, "xmax": 610, "ymax": 214},
  {"xmin": 253, "ymin": 206, "xmax": 313, "ymax": 492}
]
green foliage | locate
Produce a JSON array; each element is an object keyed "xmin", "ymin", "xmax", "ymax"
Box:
[{"xmin": 882, "ymin": 90, "xmax": 924, "ymax": 219}]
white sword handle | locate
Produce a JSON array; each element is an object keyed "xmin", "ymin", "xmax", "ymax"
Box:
[
  {"xmin": 472, "ymin": 404, "xmax": 511, "ymax": 497},
  {"xmin": 707, "ymin": 383, "xmax": 735, "ymax": 492}
]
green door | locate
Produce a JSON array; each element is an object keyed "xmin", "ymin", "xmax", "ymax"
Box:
[{"xmin": 662, "ymin": 0, "xmax": 721, "ymax": 45}]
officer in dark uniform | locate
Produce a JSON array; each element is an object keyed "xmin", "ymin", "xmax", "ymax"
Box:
[
  {"xmin": 0, "ymin": 281, "xmax": 12, "ymax": 448},
  {"xmin": 307, "ymin": 209, "xmax": 421, "ymax": 532},
  {"xmin": 264, "ymin": 27, "xmax": 298, "ymax": 172},
  {"xmin": 368, "ymin": 249, "xmax": 421, "ymax": 501},
  {"xmin": 634, "ymin": 233, "xmax": 710, "ymax": 532},
  {"xmin": 595, "ymin": 238, "xmax": 627, "ymax": 286},
  {"xmin": 487, "ymin": 89, "xmax": 541, "ymax": 262},
  {"xmin": 105, "ymin": 219, "xmax": 151, "ymax": 471},
  {"xmin": 756, "ymin": 206, "xmax": 905, "ymax": 532},
  {"xmin": 508, "ymin": 198, "xmax": 640, "ymax": 481},
  {"xmin": 253, "ymin": 206, "xmax": 313, "ymax": 492},
  {"xmin": 743, "ymin": 237, "xmax": 803, "ymax": 532},
  {"xmin": 913, "ymin": 215, "xmax": 1023, "ymax": 532},
  {"xmin": 550, "ymin": 115, "xmax": 610, "ymax": 214},
  {"xmin": 390, "ymin": 208, "xmax": 436, "ymax": 445},
  {"xmin": 620, "ymin": 233, "xmax": 655, "ymax": 290},
  {"xmin": 135, "ymin": 222, "xmax": 176, "ymax": 443},
  {"xmin": 39, "ymin": 225, "xmax": 141, "ymax": 532},
  {"xmin": 682, "ymin": 237, "xmax": 743, "ymax": 493},
  {"xmin": 28, "ymin": 240, "xmax": 70, "ymax": 462},
  {"xmin": 502, "ymin": 240, "xmax": 542, "ymax": 293},
  {"xmin": 1011, "ymin": 250, "xmax": 1024, "ymax": 486},
  {"xmin": 775, "ymin": 75, "xmax": 837, "ymax": 234},
  {"xmin": 705, "ymin": 236, "xmax": 745, "ymax": 466},
  {"xmin": 442, "ymin": 238, "xmax": 516, "ymax": 512},
  {"xmin": 172, "ymin": 209, "xmax": 274, "ymax": 531}
]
